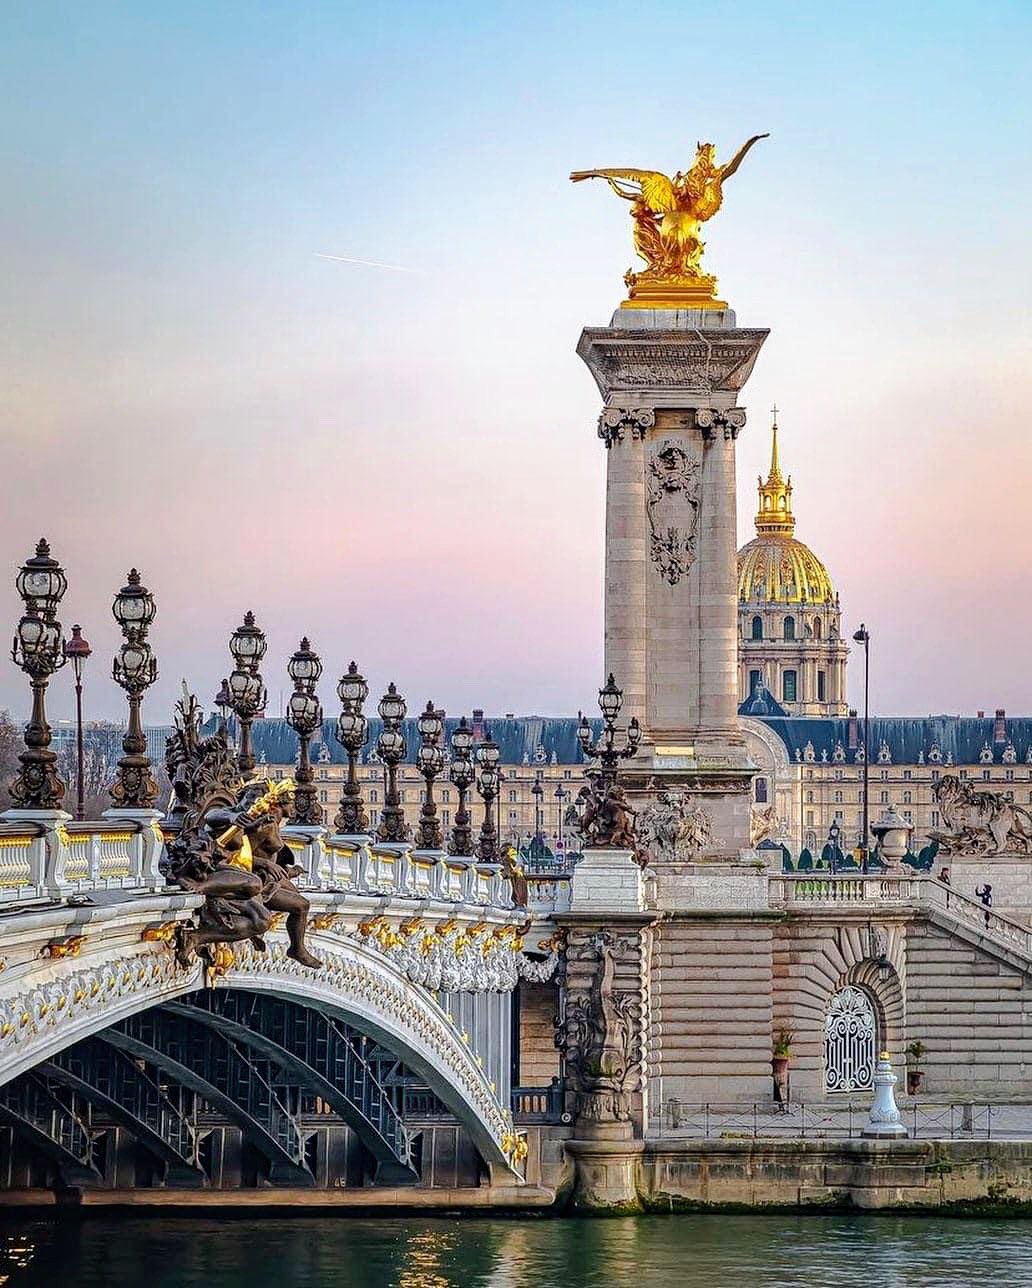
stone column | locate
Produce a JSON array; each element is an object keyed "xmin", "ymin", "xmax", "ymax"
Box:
[
  {"xmin": 600, "ymin": 408, "xmax": 653, "ymax": 733},
  {"xmin": 696, "ymin": 408, "xmax": 746, "ymax": 743}
]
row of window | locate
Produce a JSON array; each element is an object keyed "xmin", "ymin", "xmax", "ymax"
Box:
[
  {"xmin": 749, "ymin": 668, "xmax": 826, "ymax": 704},
  {"xmin": 749, "ymin": 614, "xmax": 824, "ymax": 642}
]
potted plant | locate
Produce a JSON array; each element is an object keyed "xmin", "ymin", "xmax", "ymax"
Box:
[
  {"xmin": 772, "ymin": 1028, "xmax": 795, "ymax": 1104},
  {"xmin": 905, "ymin": 1040, "xmax": 927, "ymax": 1095}
]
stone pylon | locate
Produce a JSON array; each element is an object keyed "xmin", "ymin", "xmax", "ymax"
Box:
[{"xmin": 578, "ymin": 307, "xmax": 768, "ymax": 870}]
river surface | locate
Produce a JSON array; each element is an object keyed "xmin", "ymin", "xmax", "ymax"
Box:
[{"xmin": 3, "ymin": 1212, "xmax": 1032, "ymax": 1287}]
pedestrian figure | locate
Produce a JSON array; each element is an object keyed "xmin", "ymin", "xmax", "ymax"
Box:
[
  {"xmin": 976, "ymin": 882, "xmax": 993, "ymax": 928},
  {"xmin": 941, "ymin": 865, "xmax": 951, "ymax": 908}
]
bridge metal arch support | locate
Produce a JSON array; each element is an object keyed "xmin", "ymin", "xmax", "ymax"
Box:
[
  {"xmin": 0, "ymin": 1071, "xmax": 100, "ymax": 1185},
  {"xmin": 221, "ymin": 938, "xmax": 520, "ymax": 1182}
]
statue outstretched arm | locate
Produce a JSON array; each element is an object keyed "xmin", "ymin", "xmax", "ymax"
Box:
[{"xmin": 719, "ymin": 133, "xmax": 770, "ymax": 181}]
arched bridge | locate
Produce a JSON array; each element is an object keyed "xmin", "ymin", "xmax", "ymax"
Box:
[{"xmin": 0, "ymin": 823, "xmax": 556, "ymax": 1194}]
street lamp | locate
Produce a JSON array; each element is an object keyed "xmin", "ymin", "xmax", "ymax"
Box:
[
  {"xmin": 531, "ymin": 779, "xmax": 544, "ymax": 847},
  {"xmin": 64, "ymin": 624, "xmax": 92, "ymax": 821},
  {"xmin": 110, "ymin": 568, "xmax": 159, "ymax": 810},
  {"xmin": 376, "ymin": 682, "xmax": 410, "ymax": 842},
  {"xmin": 448, "ymin": 716, "xmax": 476, "ymax": 856},
  {"xmin": 333, "ymin": 661, "xmax": 369, "ymax": 835},
  {"xmin": 578, "ymin": 673, "xmax": 641, "ymax": 790},
  {"xmin": 213, "ymin": 679, "xmax": 232, "ymax": 736},
  {"xmin": 475, "ymin": 730, "xmax": 501, "ymax": 862},
  {"xmin": 555, "ymin": 783, "xmax": 569, "ymax": 850},
  {"xmin": 9, "ymin": 539, "xmax": 68, "ymax": 810},
  {"xmin": 415, "ymin": 701, "xmax": 445, "ymax": 849},
  {"xmin": 852, "ymin": 623, "xmax": 871, "ymax": 870},
  {"xmin": 228, "ymin": 610, "xmax": 267, "ymax": 777},
  {"xmin": 286, "ymin": 637, "xmax": 324, "ymax": 826}
]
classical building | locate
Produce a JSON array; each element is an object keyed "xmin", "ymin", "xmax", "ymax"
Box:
[{"xmin": 737, "ymin": 413, "xmax": 848, "ymax": 716}]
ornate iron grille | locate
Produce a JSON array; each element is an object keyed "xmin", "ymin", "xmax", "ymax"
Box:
[{"xmin": 824, "ymin": 985, "xmax": 877, "ymax": 1094}]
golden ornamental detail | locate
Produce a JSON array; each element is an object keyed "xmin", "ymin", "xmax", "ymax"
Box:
[{"xmin": 571, "ymin": 134, "xmax": 768, "ymax": 309}]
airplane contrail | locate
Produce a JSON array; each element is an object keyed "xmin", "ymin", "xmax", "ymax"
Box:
[{"xmin": 314, "ymin": 252, "xmax": 417, "ymax": 273}]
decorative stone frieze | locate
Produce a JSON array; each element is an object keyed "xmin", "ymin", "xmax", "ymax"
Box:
[{"xmin": 352, "ymin": 918, "xmax": 558, "ymax": 992}]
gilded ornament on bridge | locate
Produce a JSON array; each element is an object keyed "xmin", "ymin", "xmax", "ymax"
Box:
[{"xmin": 570, "ymin": 134, "xmax": 768, "ymax": 308}]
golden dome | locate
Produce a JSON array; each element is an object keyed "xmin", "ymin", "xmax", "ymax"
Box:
[{"xmin": 737, "ymin": 413, "xmax": 836, "ymax": 605}]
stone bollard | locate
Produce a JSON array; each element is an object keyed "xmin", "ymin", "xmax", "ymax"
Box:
[{"xmin": 861, "ymin": 1051, "xmax": 908, "ymax": 1138}]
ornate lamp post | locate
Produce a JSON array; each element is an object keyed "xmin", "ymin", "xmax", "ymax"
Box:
[
  {"xmin": 577, "ymin": 673, "xmax": 641, "ymax": 790},
  {"xmin": 852, "ymin": 623, "xmax": 871, "ymax": 871},
  {"xmin": 286, "ymin": 637, "xmax": 323, "ymax": 826},
  {"xmin": 532, "ymin": 779, "xmax": 544, "ymax": 848},
  {"xmin": 376, "ymin": 683, "xmax": 410, "ymax": 842},
  {"xmin": 414, "ymin": 702, "xmax": 445, "ymax": 849},
  {"xmin": 448, "ymin": 716, "xmax": 475, "ymax": 856},
  {"xmin": 110, "ymin": 569, "xmax": 159, "ymax": 809},
  {"xmin": 63, "ymin": 625, "xmax": 92, "ymax": 821},
  {"xmin": 8, "ymin": 539, "xmax": 68, "ymax": 811},
  {"xmin": 555, "ymin": 783, "xmax": 569, "ymax": 850},
  {"xmin": 475, "ymin": 731, "xmax": 501, "ymax": 862},
  {"xmin": 333, "ymin": 661, "xmax": 370, "ymax": 834},
  {"xmin": 228, "ymin": 611, "xmax": 267, "ymax": 777},
  {"xmin": 213, "ymin": 679, "xmax": 232, "ymax": 736}
]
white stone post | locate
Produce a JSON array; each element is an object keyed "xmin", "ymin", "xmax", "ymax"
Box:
[
  {"xmin": 570, "ymin": 849, "xmax": 645, "ymax": 914},
  {"xmin": 104, "ymin": 807, "xmax": 165, "ymax": 891},
  {"xmin": 861, "ymin": 1052, "xmax": 908, "ymax": 1138}
]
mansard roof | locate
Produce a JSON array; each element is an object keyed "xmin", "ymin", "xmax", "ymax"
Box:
[{"xmin": 758, "ymin": 714, "xmax": 1032, "ymax": 765}]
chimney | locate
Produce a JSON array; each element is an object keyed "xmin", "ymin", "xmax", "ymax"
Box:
[
  {"xmin": 472, "ymin": 708, "xmax": 485, "ymax": 739},
  {"xmin": 847, "ymin": 709, "xmax": 858, "ymax": 750},
  {"xmin": 976, "ymin": 711, "xmax": 985, "ymax": 719},
  {"xmin": 995, "ymin": 708, "xmax": 1007, "ymax": 744}
]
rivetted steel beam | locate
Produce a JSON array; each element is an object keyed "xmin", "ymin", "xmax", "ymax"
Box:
[
  {"xmin": 172, "ymin": 994, "xmax": 418, "ymax": 1185},
  {"xmin": 0, "ymin": 1071, "xmax": 100, "ymax": 1184},
  {"xmin": 43, "ymin": 1039, "xmax": 203, "ymax": 1187},
  {"xmin": 99, "ymin": 1019, "xmax": 312, "ymax": 1186}
]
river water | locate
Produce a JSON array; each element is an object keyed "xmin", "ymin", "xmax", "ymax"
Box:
[{"xmin": 3, "ymin": 1212, "xmax": 1032, "ymax": 1287}]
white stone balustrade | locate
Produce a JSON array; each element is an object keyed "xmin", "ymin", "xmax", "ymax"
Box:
[{"xmin": 0, "ymin": 818, "xmax": 161, "ymax": 905}]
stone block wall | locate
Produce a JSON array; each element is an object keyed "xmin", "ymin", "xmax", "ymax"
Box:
[
  {"xmin": 517, "ymin": 981, "xmax": 560, "ymax": 1086},
  {"xmin": 649, "ymin": 915, "xmax": 774, "ymax": 1105},
  {"xmin": 907, "ymin": 919, "xmax": 1032, "ymax": 1096}
]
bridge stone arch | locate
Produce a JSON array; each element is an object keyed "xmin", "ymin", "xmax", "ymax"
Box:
[{"xmin": 0, "ymin": 929, "xmax": 519, "ymax": 1182}]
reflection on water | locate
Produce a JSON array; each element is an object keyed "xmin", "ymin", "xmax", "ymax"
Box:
[{"xmin": 3, "ymin": 1212, "xmax": 1032, "ymax": 1287}]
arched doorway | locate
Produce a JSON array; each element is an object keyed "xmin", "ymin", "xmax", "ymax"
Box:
[{"xmin": 824, "ymin": 985, "xmax": 877, "ymax": 1093}]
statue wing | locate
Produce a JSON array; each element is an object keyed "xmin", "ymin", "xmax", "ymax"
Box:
[{"xmin": 570, "ymin": 169, "xmax": 677, "ymax": 212}]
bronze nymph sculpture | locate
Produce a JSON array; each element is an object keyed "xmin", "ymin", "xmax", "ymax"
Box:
[{"xmin": 163, "ymin": 690, "xmax": 322, "ymax": 970}]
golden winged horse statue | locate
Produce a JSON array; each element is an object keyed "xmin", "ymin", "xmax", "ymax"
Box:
[{"xmin": 571, "ymin": 134, "xmax": 768, "ymax": 307}]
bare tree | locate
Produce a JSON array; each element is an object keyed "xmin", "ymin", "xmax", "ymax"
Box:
[{"xmin": 0, "ymin": 711, "xmax": 22, "ymax": 811}]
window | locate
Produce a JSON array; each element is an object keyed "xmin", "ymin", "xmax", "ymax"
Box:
[
  {"xmin": 813, "ymin": 617, "xmax": 823, "ymax": 640},
  {"xmin": 508, "ymin": 790, "xmax": 517, "ymax": 803},
  {"xmin": 880, "ymin": 791, "xmax": 888, "ymax": 804},
  {"xmin": 834, "ymin": 809, "xmax": 843, "ymax": 821},
  {"xmin": 784, "ymin": 616, "xmax": 796, "ymax": 641},
  {"xmin": 806, "ymin": 810, "xmax": 814, "ymax": 826},
  {"xmin": 881, "ymin": 770, "xmax": 889, "ymax": 781},
  {"xmin": 903, "ymin": 810, "xmax": 912, "ymax": 822},
  {"xmin": 369, "ymin": 789, "xmax": 379, "ymax": 804},
  {"xmin": 903, "ymin": 791, "xmax": 912, "ymax": 804},
  {"xmin": 442, "ymin": 809, "xmax": 450, "ymax": 825},
  {"xmin": 931, "ymin": 810, "xmax": 940, "ymax": 827},
  {"xmin": 749, "ymin": 669, "xmax": 762, "ymax": 695},
  {"xmin": 751, "ymin": 615, "xmax": 763, "ymax": 640},
  {"xmin": 903, "ymin": 770, "xmax": 912, "ymax": 781},
  {"xmin": 834, "ymin": 790, "xmax": 843, "ymax": 804},
  {"xmin": 782, "ymin": 670, "xmax": 797, "ymax": 702},
  {"xmin": 1006, "ymin": 770, "xmax": 1014, "ymax": 782},
  {"xmin": 835, "ymin": 770, "xmax": 844, "ymax": 782},
  {"xmin": 806, "ymin": 790, "xmax": 814, "ymax": 804},
  {"xmin": 441, "ymin": 789, "xmax": 450, "ymax": 802},
  {"xmin": 755, "ymin": 777, "xmax": 768, "ymax": 804},
  {"xmin": 564, "ymin": 769, "xmax": 572, "ymax": 780},
  {"xmin": 818, "ymin": 670, "xmax": 826, "ymax": 702},
  {"xmin": 983, "ymin": 770, "xmax": 991, "ymax": 781}
]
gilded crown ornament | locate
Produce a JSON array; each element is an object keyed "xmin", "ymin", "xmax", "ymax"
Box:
[{"xmin": 571, "ymin": 134, "xmax": 768, "ymax": 309}]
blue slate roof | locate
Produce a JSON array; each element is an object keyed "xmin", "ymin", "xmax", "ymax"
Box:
[{"xmin": 167, "ymin": 712, "xmax": 1032, "ymax": 768}]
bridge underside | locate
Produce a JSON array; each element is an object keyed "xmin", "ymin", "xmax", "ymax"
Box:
[{"xmin": 0, "ymin": 988, "xmax": 493, "ymax": 1194}]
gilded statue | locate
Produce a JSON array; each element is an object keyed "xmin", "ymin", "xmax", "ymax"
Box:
[{"xmin": 570, "ymin": 134, "xmax": 768, "ymax": 307}]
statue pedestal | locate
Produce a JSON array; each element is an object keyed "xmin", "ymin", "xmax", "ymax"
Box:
[
  {"xmin": 570, "ymin": 848, "xmax": 644, "ymax": 914},
  {"xmin": 578, "ymin": 309, "xmax": 768, "ymax": 871}
]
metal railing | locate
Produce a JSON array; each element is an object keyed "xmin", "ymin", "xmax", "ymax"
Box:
[
  {"xmin": 652, "ymin": 1099, "xmax": 1032, "ymax": 1140},
  {"xmin": 512, "ymin": 1083, "xmax": 567, "ymax": 1124}
]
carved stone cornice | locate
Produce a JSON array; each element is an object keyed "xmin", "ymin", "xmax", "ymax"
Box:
[
  {"xmin": 695, "ymin": 406, "xmax": 747, "ymax": 441},
  {"xmin": 578, "ymin": 327, "xmax": 769, "ymax": 404},
  {"xmin": 597, "ymin": 406, "xmax": 655, "ymax": 449}
]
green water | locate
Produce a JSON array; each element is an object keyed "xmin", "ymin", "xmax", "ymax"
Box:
[{"xmin": 4, "ymin": 1212, "xmax": 1032, "ymax": 1287}]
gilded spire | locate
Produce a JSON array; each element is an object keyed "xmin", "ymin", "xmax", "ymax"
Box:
[{"xmin": 755, "ymin": 405, "xmax": 794, "ymax": 535}]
